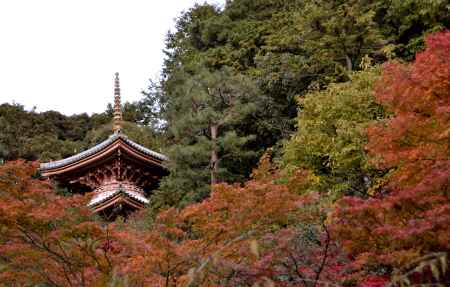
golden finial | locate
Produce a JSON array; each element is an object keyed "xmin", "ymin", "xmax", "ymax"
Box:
[{"xmin": 113, "ymin": 72, "xmax": 122, "ymax": 133}]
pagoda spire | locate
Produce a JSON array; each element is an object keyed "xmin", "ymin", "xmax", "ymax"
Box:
[{"xmin": 113, "ymin": 72, "xmax": 122, "ymax": 133}]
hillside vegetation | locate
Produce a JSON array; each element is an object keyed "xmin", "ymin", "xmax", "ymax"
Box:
[{"xmin": 0, "ymin": 0, "xmax": 449, "ymax": 286}]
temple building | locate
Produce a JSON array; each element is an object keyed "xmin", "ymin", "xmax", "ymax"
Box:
[{"xmin": 40, "ymin": 73, "xmax": 168, "ymax": 218}]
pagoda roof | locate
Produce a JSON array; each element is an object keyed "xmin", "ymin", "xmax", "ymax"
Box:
[
  {"xmin": 88, "ymin": 187, "xmax": 150, "ymax": 207},
  {"xmin": 88, "ymin": 182, "xmax": 150, "ymax": 214},
  {"xmin": 40, "ymin": 132, "xmax": 168, "ymax": 174}
]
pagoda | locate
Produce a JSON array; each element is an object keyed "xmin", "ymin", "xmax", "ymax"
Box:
[{"xmin": 40, "ymin": 73, "xmax": 168, "ymax": 218}]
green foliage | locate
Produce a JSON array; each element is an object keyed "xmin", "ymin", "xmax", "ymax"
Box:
[
  {"xmin": 293, "ymin": 0, "xmax": 383, "ymax": 73},
  {"xmin": 152, "ymin": 0, "xmax": 449, "ymax": 207},
  {"xmin": 0, "ymin": 101, "xmax": 163, "ymax": 162},
  {"xmin": 106, "ymin": 100, "xmax": 151, "ymax": 125},
  {"xmin": 84, "ymin": 121, "xmax": 165, "ymax": 152},
  {"xmin": 375, "ymin": 0, "xmax": 450, "ymax": 60},
  {"xmin": 139, "ymin": 80, "xmax": 166, "ymax": 130},
  {"xmin": 22, "ymin": 134, "xmax": 84, "ymax": 162},
  {"xmin": 0, "ymin": 3, "xmax": 448, "ymax": 285},
  {"xmin": 0, "ymin": 103, "xmax": 101, "ymax": 161},
  {"xmin": 154, "ymin": 66, "xmax": 261, "ymax": 208},
  {"xmin": 283, "ymin": 68, "xmax": 386, "ymax": 197}
]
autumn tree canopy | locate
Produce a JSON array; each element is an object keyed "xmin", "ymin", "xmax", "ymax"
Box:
[
  {"xmin": 0, "ymin": 0, "xmax": 449, "ymax": 285},
  {"xmin": 333, "ymin": 30, "xmax": 450, "ymax": 285}
]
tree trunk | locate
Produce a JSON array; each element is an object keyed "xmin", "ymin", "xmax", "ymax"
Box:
[
  {"xmin": 210, "ymin": 124, "xmax": 219, "ymax": 189},
  {"xmin": 345, "ymin": 54, "xmax": 353, "ymax": 71}
]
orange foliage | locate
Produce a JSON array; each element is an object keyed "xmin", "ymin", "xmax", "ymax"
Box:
[
  {"xmin": 0, "ymin": 156, "xmax": 348, "ymax": 286},
  {"xmin": 367, "ymin": 30, "xmax": 450, "ymax": 188},
  {"xmin": 2, "ymin": 30, "xmax": 449, "ymax": 285},
  {"xmin": 0, "ymin": 161, "xmax": 110, "ymax": 285},
  {"xmin": 149, "ymin": 154, "xmax": 348, "ymax": 286},
  {"xmin": 0, "ymin": 161, "xmax": 195, "ymax": 286},
  {"xmin": 333, "ymin": 31, "xmax": 450, "ymax": 285}
]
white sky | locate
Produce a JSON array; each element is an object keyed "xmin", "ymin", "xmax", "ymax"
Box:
[{"xmin": 0, "ymin": 0, "xmax": 223, "ymax": 115}]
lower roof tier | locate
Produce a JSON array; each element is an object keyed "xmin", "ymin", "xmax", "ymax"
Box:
[{"xmin": 88, "ymin": 181, "xmax": 149, "ymax": 214}]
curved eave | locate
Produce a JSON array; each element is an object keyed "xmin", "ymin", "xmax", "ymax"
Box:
[
  {"xmin": 40, "ymin": 133, "xmax": 168, "ymax": 177},
  {"xmin": 91, "ymin": 194, "xmax": 146, "ymax": 213},
  {"xmin": 88, "ymin": 189, "xmax": 149, "ymax": 207}
]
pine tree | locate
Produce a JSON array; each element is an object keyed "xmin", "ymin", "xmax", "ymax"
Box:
[{"xmin": 153, "ymin": 66, "xmax": 261, "ymax": 208}]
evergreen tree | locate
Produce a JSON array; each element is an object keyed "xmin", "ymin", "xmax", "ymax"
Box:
[
  {"xmin": 374, "ymin": 0, "xmax": 450, "ymax": 60},
  {"xmin": 139, "ymin": 79, "xmax": 166, "ymax": 130},
  {"xmin": 293, "ymin": 0, "xmax": 384, "ymax": 73},
  {"xmin": 154, "ymin": 66, "xmax": 261, "ymax": 208},
  {"xmin": 149, "ymin": 0, "xmax": 449, "ymax": 207}
]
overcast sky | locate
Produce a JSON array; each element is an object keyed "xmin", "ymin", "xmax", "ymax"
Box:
[{"xmin": 0, "ymin": 0, "xmax": 223, "ymax": 115}]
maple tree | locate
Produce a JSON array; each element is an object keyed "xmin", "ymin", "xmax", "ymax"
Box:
[
  {"xmin": 0, "ymin": 160, "xmax": 199, "ymax": 286},
  {"xmin": 2, "ymin": 32, "xmax": 449, "ymax": 287},
  {"xmin": 150, "ymin": 154, "xmax": 349, "ymax": 286},
  {"xmin": 332, "ymin": 30, "xmax": 450, "ymax": 285},
  {"xmin": 0, "ymin": 161, "xmax": 118, "ymax": 286}
]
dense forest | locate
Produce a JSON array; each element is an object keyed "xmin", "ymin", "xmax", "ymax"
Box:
[{"xmin": 0, "ymin": 0, "xmax": 449, "ymax": 286}]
